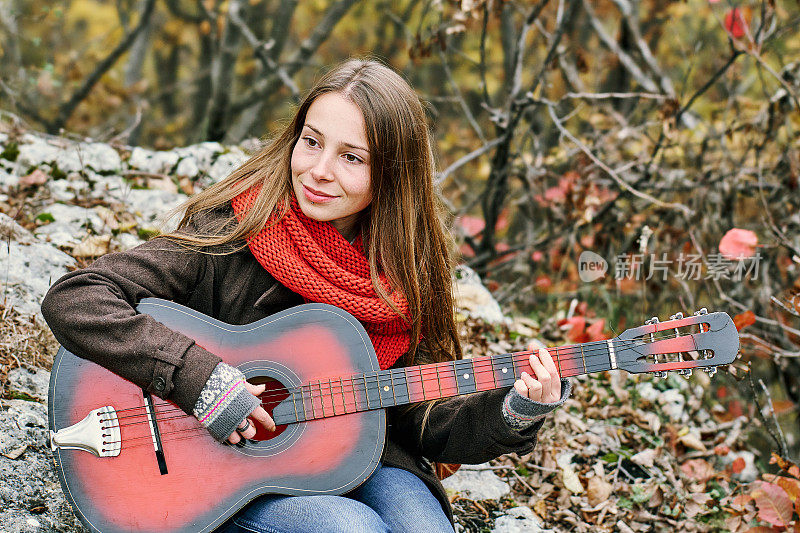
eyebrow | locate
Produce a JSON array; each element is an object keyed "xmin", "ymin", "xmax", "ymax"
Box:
[{"xmin": 304, "ymin": 123, "xmax": 369, "ymax": 153}]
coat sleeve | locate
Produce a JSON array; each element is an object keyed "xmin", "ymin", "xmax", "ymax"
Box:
[
  {"xmin": 387, "ymin": 387, "xmax": 545, "ymax": 465},
  {"xmin": 40, "ymin": 237, "xmax": 222, "ymax": 415}
]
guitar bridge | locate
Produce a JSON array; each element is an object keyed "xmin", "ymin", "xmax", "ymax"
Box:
[{"xmin": 50, "ymin": 406, "xmax": 121, "ymax": 458}]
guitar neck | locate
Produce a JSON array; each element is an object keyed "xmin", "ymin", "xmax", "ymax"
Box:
[{"xmin": 272, "ymin": 339, "xmax": 616, "ymax": 425}]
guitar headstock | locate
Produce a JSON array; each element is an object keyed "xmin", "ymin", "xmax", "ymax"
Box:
[{"xmin": 613, "ymin": 308, "xmax": 739, "ymax": 378}]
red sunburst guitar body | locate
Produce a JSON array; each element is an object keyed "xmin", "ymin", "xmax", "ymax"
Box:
[
  {"xmin": 49, "ymin": 300, "xmax": 385, "ymax": 533},
  {"xmin": 48, "ymin": 298, "xmax": 739, "ymax": 533}
]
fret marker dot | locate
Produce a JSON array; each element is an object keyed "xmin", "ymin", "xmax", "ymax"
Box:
[
  {"xmin": 502, "ymin": 368, "xmax": 508, "ymax": 373},
  {"xmin": 383, "ymin": 386, "xmax": 389, "ymax": 392},
  {"xmin": 463, "ymin": 373, "xmax": 469, "ymax": 379}
]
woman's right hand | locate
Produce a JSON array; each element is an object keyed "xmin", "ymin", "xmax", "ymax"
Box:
[{"xmin": 226, "ymin": 382, "xmax": 277, "ymax": 445}]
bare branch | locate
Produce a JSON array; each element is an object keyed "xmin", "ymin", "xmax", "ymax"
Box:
[
  {"xmin": 544, "ymin": 101, "xmax": 693, "ymax": 216},
  {"xmin": 49, "ymin": 0, "xmax": 157, "ymax": 133}
]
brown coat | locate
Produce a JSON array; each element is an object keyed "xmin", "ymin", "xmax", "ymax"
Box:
[{"xmin": 41, "ymin": 225, "xmax": 544, "ymax": 525}]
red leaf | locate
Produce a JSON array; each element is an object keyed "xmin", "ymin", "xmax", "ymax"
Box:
[
  {"xmin": 720, "ymin": 228, "xmax": 758, "ymax": 259},
  {"xmin": 714, "ymin": 444, "xmax": 731, "ymax": 456},
  {"xmin": 751, "ymin": 481, "xmax": 793, "ymax": 527},
  {"xmin": 732, "ymin": 457, "xmax": 746, "ymax": 474},
  {"xmin": 563, "ymin": 316, "xmax": 587, "ymax": 343},
  {"xmin": 717, "ymin": 385, "xmax": 728, "ymax": 399},
  {"xmin": 724, "ymin": 8, "xmax": 747, "ymax": 39},
  {"xmin": 456, "ymin": 215, "xmax": 485, "ymax": 237},
  {"xmin": 586, "ymin": 319, "xmax": 609, "ymax": 341},
  {"xmin": 729, "ymin": 399, "xmax": 744, "ymax": 418},
  {"xmin": 734, "ymin": 310, "xmax": 757, "ymax": 331},
  {"xmin": 681, "ymin": 459, "xmax": 714, "ymax": 482}
]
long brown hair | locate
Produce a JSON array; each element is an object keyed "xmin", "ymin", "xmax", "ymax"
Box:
[{"xmin": 165, "ymin": 58, "xmax": 462, "ymax": 365}]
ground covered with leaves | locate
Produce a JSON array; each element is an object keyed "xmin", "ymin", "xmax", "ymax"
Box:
[{"xmin": 453, "ymin": 312, "xmax": 798, "ymax": 533}]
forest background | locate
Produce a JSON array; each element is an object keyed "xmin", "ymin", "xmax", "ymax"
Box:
[{"xmin": 1, "ymin": 0, "xmax": 800, "ymax": 530}]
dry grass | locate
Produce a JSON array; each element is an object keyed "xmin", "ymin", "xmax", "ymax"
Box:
[{"xmin": 0, "ymin": 304, "xmax": 59, "ymax": 398}]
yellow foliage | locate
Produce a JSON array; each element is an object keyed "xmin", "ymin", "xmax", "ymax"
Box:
[{"xmin": 65, "ymin": 0, "xmax": 119, "ymax": 36}]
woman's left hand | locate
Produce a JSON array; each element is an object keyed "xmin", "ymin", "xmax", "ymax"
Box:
[{"xmin": 513, "ymin": 345, "xmax": 562, "ymax": 404}]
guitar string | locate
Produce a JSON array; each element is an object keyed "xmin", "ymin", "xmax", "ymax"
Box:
[
  {"xmin": 105, "ymin": 338, "xmax": 640, "ymax": 425},
  {"xmin": 99, "ymin": 338, "xmax": 710, "ymax": 440},
  {"xmin": 97, "ymin": 356, "xmax": 628, "ymax": 451},
  {"xmin": 104, "ymin": 327, "xmax": 702, "ymax": 422}
]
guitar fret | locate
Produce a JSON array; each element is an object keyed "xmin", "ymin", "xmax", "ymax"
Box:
[
  {"xmin": 489, "ymin": 356, "xmax": 498, "ymax": 389},
  {"xmin": 579, "ymin": 344, "xmax": 587, "ymax": 374},
  {"xmin": 419, "ymin": 366, "xmax": 426, "ymax": 401},
  {"xmin": 339, "ymin": 377, "xmax": 347, "ymax": 414},
  {"xmin": 363, "ymin": 374, "xmax": 370, "ymax": 410},
  {"xmin": 291, "ymin": 388, "xmax": 299, "ymax": 421},
  {"xmin": 389, "ymin": 369, "xmax": 397, "ymax": 405},
  {"xmin": 318, "ymin": 381, "xmax": 326, "ymax": 418},
  {"xmin": 309, "ymin": 383, "xmax": 316, "ymax": 420},
  {"xmin": 435, "ymin": 364, "xmax": 443, "ymax": 399},
  {"xmin": 351, "ymin": 375, "xmax": 359, "ymax": 411},
  {"xmin": 329, "ymin": 378, "xmax": 336, "ymax": 416}
]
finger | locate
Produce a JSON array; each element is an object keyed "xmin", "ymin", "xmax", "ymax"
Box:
[
  {"xmin": 237, "ymin": 417, "xmax": 257, "ymax": 440},
  {"xmin": 245, "ymin": 382, "xmax": 266, "ymax": 396},
  {"xmin": 227, "ymin": 429, "xmax": 241, "ymax": 445},
  {"xmin": 528, "ymin": 352, "xmax": 552, "ymax": 391},
  {"xmin": 250, "ymin": 405, "xmax": 276, "ymax": 432},
  {"xmin": 521, "ymin": 371, "xmax": 543, "ymax": 402},
  {"xmin": 537, "ymin": 347, "xmax": 561, "ymax": 379},
  {"xmin": 514, "ymin": 379, "xmax": 528, "ymax": 397},
  {"xmin": 534, "ymin": 348, "xmax": 560, "ymax": 400}
]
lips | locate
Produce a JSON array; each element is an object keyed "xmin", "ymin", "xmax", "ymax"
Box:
[{"xmin": 302, "ymin": 184, "xmax": 337, "ymax": 203}]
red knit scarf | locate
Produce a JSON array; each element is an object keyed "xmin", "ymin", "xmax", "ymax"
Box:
[{"xmin": 231, "ymin": 186, "xmax": 411, "ymax": 369}]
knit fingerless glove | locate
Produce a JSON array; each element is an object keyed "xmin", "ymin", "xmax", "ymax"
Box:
[
  {"xmin": 193, "ymin": 362, "xmax": 261, "ymax": 442},
  {"xmin": 501, "ymin": 378, "xmax": 572, "ymax": 431}
]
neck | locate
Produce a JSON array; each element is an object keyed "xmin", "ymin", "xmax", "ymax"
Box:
[{"xmin": 272, "ymin": 339, "xmax": 616, "ymax": 425}]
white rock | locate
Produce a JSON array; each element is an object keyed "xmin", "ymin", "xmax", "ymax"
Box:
[
  {"xmin": 47, "ymin": 176, "xmax": 92, "ymax": 202},
  {"xmin": 657, "ymin": 389, "xmax": 686, "ymax": 422},
  {"xmin": 34, "ymin": 203, "xmax": 107, "ymax": 247},
  {"xmin": 1, "ymin": 240, "xmax": 74, "ymax": 316},
  {"xmin": 636, "ymin": 382, "xmax": 659, "ymax": 403},
  {"xmin": 492, "ymin": 506, "xmax": 544, "ymax": 533},
  {"xmin": 175, "ymin": 157, "xmax": 199, "ymax": 178},
  {"xmin": 115, "ymin": 232, "xmax": 144, "ymax": 251},
  {"xmin": 207, "ymin": 149, "xmax": 247, "ymax": 183},
  {"xmin": 128, "ymin": 146, "xmax": 179, "ymax": 174},
  {"xmin": 54, "ymin": 143, "xmax": 121, "ymax": 173},
  {"xmin": 92, "ymin": 174, "xmax": 131, "ymax": 201},
  {"xmin": 454, "ymin": 265, "xmax": 506, "ymax": 324},
  {"xmin": 0, "ymin": 213, "xmax": 34, "ymax": 243},
  {"xmin": 3, "ymin": 400, "xmax": 47, "ymax": 430},
  {"xmin": 0, "ymin": 167, "xmax": 19, "ymax": 189},
  {"xmin": 16, "ymin": 135, "xmax": 61, "ymax": 167},
  {"xmin": 7, "ymin": 368, "xmax": 50, "ymax": 399},
  {"xmin": 722, "ymin": 451, "xmax": 759, "ymax": 483},
  {"xmin": 125, "ymin": 188, "xmax": 187, "ymax": 228},
  {"xmin": 443, "ymin": 466, "xmax": 511, "ymax": 501}
]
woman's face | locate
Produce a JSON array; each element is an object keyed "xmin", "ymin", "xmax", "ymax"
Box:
[{"xmin": 290, "ymin": 92, "xmax": 372, "ymax": 240}]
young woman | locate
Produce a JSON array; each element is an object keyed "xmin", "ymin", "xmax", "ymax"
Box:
[{"xmin": 42, "ymin": 59, "xmax": 570, "ymax": 533}]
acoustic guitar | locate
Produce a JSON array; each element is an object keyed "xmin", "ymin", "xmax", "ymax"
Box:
[{"xmin": 48, "ymin": 299, "xmax": 739, "ymax": 533}]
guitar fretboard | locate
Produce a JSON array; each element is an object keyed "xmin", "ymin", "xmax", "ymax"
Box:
[{"xmin": 272, "ymin": 339, "xmax": 616, "ymax": 425}]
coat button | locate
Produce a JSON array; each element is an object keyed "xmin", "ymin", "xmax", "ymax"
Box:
[
  {"xmin": 416, "ymin": 457, "xmax": 433, "ymax": 474},
  {"xmin": 153, "ymin": 377, "xmax": 166, "ymax": 392}
]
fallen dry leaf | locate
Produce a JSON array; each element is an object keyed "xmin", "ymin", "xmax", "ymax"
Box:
[{"xmin": 587, "ymin": 476, "xmax": 612, "ymax": 507}]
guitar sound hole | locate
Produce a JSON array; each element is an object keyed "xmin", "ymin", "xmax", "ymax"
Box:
[{"xmin": 248, "ymin": 376, "xmax": 289, "ymax": 441}]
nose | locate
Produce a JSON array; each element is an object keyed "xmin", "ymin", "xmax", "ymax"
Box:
[{"xmin": 309, "ymin": 150, "xmax": 335, "ymax": 182}]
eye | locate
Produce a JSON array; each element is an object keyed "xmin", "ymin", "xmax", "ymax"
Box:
[
  {"xmin": 303, "ymin": 136, "xmax": 319, "ymax": 148},
  {"xmin": 343, "ymin": 153, "xmax": 364, "ymax": 164}
]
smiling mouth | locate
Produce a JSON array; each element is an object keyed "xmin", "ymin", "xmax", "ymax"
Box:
[{"xmin": 302, "ymin": 184, "xmax": 338, "ymax": 203}]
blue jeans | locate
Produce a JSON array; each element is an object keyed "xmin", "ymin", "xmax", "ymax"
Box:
[{"xmin": 219, "ymin": 464, "xmax": 454, "ymax": 533}]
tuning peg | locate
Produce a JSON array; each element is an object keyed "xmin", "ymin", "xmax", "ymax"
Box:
[
  {"xmin": 678, "ymin": 369, "xmax": 692, "ymax": 377},
  {"xmin": 703, "ymin": 366, "xmax": 717, "ymax": 377},
  {"xmin": 653, "ymin": 371, "xmax": 668, "ymax": 379},
  {"xmin": 645, "ymin": 316, "xmax": 660, "ymax": 325},
  {"xmin": 693, "ymin": 308, "xmax": 708, "ymax": 316},
  {"xmin": 669, "ymin": 312, "xmax": 684, "ymax": 320}
]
